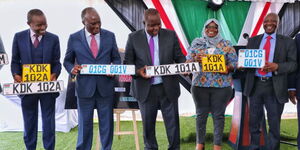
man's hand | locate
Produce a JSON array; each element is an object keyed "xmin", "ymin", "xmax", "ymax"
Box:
[
  {"xmin": 106, "ymin": 74, "xmax": 114, "ymax": 77},
  {"xmin": 137, "ymin": 66, "xmax": 150, "ymax": 79},
  {"xmin": 50, "ymin": 73, "xmax": 57, "ymax": 81},
  {"xmin": 262, "ymin": 62, "xmax": 278, "ymax": 72},
  {"xmin": 288, "ymin": 90, "xmax": 297, "ymax": 105},
  {"xmin": 71, "ymin": 65, "xmax": 82, "ymax": 75},
  {"xmin": 13, "ymin": 74, "xmax": 22, "ymax": 83}
]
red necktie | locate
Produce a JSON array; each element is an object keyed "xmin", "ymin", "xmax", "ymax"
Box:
[
  {"xmin": 33, "ymin": 34, "xmax": 39, "ymax": 48},
  {"xmin": 258, "ymin": 35, "xmax": 272, "ymax": 75},
  {"xmin": 90, "ymin": 35, "xmax": 98, "ymax": 58}
]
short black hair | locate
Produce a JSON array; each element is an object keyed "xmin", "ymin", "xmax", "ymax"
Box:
[
  {"xmin": 144, "ymin": 8, "xmax": 160, "ymax": 22},
  {"xmin": 27, "ymin": 9, "xmax": 44, "ymax": 23},
  {"xmin": 81, "ymin": 7, "xmax": 96, "ymax": 22}
]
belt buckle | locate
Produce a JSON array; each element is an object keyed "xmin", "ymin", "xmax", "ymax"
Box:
[{"xmin": 260, "ymin": 77, "xmax": 269, "ymax": 82}]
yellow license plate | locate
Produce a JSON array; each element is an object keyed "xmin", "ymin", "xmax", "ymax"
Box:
[
  {"xmin": 22, "ymin": 64, "xmax": 51, "ymax": 82},
  {"xmin": 202, "ymin": 55, "xmax": 226, "ymax": 72}
]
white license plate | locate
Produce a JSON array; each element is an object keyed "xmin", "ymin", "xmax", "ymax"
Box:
[
  {"xmin": 238, "ymin": 49, "xmax": 265, "ymax": 68},
  {"xmin": 2, "ymin": 80, "xmax": 64, "ymax": 95},
  {"xmin": 0, "ymin": 53, "xmax": 9, "ymax": 65},
  {"xmin": 146, "ymin": 62, "xmax": 200, "ymax": 76},
  {"xmin": 80, "ymin": 64, "xmax": 135, "ymax": 75}
]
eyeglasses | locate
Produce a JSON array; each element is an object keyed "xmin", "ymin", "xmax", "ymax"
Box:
[{"xmin": 206, "ymin": 26, "xmax": 218, "ymax": 29}]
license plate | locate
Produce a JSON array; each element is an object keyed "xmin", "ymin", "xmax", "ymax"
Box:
[
  {"xmin": 238, "ymin": 49, "xmax": 265, "ymax": 68},
  {"xmin": 80, "ymin": 64, "xmax": 135, "ymax": 75},
  {"xmin": 22, "ymin": 64, "xmax": 51, "ymax": 82},
  {"xmin": 146, "ymin": 62, "xmax": 200, "ymax": 76},
  {"xmin": 2, "ymin": 80, "xmax": 64, "ymax": 95},
  {"xmin": 202, "ymin": 54, "xmax": 227, "ymax": 72},
  {"xmin": 0, "ymin": 53, "xmax": 9, "ymax": 65}
]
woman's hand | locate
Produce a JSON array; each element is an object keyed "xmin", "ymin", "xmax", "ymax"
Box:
[
  {"xmin": 194, "ymin": 53, "xmax": 205, "ymax": 63},
  {"xmin": 220, "ymin": 65, "xmax": 234, "ymax": 75}
]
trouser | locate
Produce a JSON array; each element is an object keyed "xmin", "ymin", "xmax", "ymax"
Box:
[
  {"xmin": 191, "ymin": 86, "xmax": 232, "ymax": 145},
  {"xmin": 21, "ymin": 94, "xmax": 56, "ymax": 150},
  {"xmin": 249, "ymin": 79, "xmax": 284, "ymax": 150},
  {"xmin": 139, "ymin": 84, "xmax": 180, "ymax": 150}
]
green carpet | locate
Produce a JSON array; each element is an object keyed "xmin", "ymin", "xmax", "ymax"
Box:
[{"xmin": 0, "ymin": 117, "xmax": 297, "ymax": 150}]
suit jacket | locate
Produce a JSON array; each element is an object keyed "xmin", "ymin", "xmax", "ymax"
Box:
[
  {"xmin": 243, "ymin": 34, "xmax": 297, "ymax": 103},
  {"xmin": 125, "ymin": 29, "xmax": 186, "ymax": 102},
  {"xmin": 11, "ymin": 29, "xmax": 61, "ymax": 98},
  {"xmin": 11, "ymin": 29, "xmax": 61, "ymax": 76},
  {"xmin": 288, "ymin": 34, "xmax": 300, "ymax": 97},
  {"xmin": 63, "ymin": 28, "xmax": 121, "ymax": 98},
  {"xmin": 0, "ymin": 36, "xmax": 5, "ymax": 70}
]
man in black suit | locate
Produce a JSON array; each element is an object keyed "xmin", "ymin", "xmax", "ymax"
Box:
[
  {"xmin": 124, "ymin": 8, "xmax": 186, "ymax": 150},
  {"xmin": 243, "ymin": 13, "xmax": 297, "ymax": 150},
  {"xmin": 288, "ymin": 33, "xmax": 300, "ymax": 150}
]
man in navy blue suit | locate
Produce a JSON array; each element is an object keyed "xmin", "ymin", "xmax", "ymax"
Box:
[
  {"xmin": 63, "ymin": 7, "xmax": 121, "ymax": 150},
  {"xmin": 11, "ymin": 9, "xmax": 61, "ymax": 150}
]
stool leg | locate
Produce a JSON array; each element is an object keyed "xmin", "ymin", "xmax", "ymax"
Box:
[
  {"xmin": 116, "ymin": 112, "xmax": 121, "ymax": 139},
  {"xmin": 132, "ymin": 110, "xmax": 140, "ymax": 150}
]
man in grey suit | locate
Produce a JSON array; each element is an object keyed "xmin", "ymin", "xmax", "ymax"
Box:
[
  {"xmin": 125, "ymin": 8, "xmax": 186, "ymax": 150},
  {"xmin": 243, "ymin": 13, "xmax": 297, "ymax": 150}
]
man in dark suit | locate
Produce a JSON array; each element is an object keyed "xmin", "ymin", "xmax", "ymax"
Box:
[
  {"xmin": 0, "ymin": 36, "xmax": 6, "ymax": 93},
  {"xmin": 63, "ymin": 7, "xmax": 121, "ymax": 150},
  {"xmin": 11, "ymin": 9, "xmax": 61, "ymax": 150},
  {"xmin": 124, "ymin": 8, "xmax": 186, "ymax": 150},
  {"xmin": 0, "ymin": 36, "xmax": 5, "ymax": 66},
  {"xmin": 288, "ymin": 33, "xmax": 300, "ymax": 150},
  {"xmin": 243, "ymin": 13, "xmax": 297, "ymax": 150}
]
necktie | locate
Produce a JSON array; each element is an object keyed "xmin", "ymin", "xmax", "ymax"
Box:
[
  {"xmin": 33, "ymin": 34, "xmax": 39, "ymax": 48},
  {"xmin": 90, "ymin": 35, "xmax": 98, "ymax": 58},
  {"xmin": 258, "ymin": 35, "xmax": 272, "ymax": 75},
  {"xmin": 149, "ymin": 36, "xmax": 155, "ymax": 83},
  {"xmin": 149, "ymin": 36, "xmax": 155, "ymax": 64}
]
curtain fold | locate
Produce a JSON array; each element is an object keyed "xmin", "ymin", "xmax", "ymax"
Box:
[
  {"xmin": 277, "ymin": 2, "xmax": 300, "ymax": 37},
  {"xmin": 105, "ymin": 0, "xmax": 147, "ymax": 31}
]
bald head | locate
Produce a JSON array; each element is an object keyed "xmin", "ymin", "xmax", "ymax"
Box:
[
  {"xmin": 263, "ymin": 13, "xmax": 279, "ymax": 34},
  {"xmin": 81, "ymin": 7, "xmax": 101, "ymax": 35}
]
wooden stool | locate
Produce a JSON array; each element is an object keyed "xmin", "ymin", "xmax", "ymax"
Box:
[
  {"xmin": 95, "ymin": 109, "xmax": 140, "ymax": 150},
  {"xmin": 114, "ymin": 109, "xmax": 140, "ymax": 150}
]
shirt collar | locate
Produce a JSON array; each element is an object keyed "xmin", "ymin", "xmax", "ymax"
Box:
[
  {"xmin": 85, "ymin": 28, "xmax": 100, "ymax": 38},
  {"xmin": 30, "ymin": 29, "xmax": 42, "ymax": 38},
  {"xmin": 263, "ymin": 32, "xmax": 276, "ymax": 40},
  {"xmin": 144, "ymin": 29, "xmax": 158, "ymax": 39}
]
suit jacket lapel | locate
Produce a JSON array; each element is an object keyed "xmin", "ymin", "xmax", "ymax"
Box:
[
  {"xmin": 42, "ymin": 33, "xmax": 48, "ymax": 63},
  {"xmin": 158, "ymin": 31, "xmax": 164, "ymax": 64},
  {"xmin": 256, "ymin": 34, "xmax": 264, "ymax": 49},
  {"xmin": 80, "ymin": 29, "xmax": 94, "ymax": 58},
  {"xmin": 98, "ymin": 30, "xmax": 104, "ymax": 59},
  {"xmin": 273, "ymin": 34, "xmax": 281, "ymax": 62},
  {"xmin": 142, "ymin": 31, "xmax": 152, "ymax": 65},
  {"xmin": 25, "ymin": 30, "xmax": 32, "ymax": 63}
]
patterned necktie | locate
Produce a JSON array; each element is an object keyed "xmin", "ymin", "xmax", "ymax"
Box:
[
  {"xmin": 149, "ymin": 36, "xmax": 155, "ymax": 83},
  {"xmin": 258, "ymin": 35, "xmax": 272, "ymax": 75},
  {"xmin": 90, "ymin": 35, "xmax": 98, "ymax": 58},
  {"xmin": 33, "ymin": 34, "xmax": 39, "ymax": 48}
]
